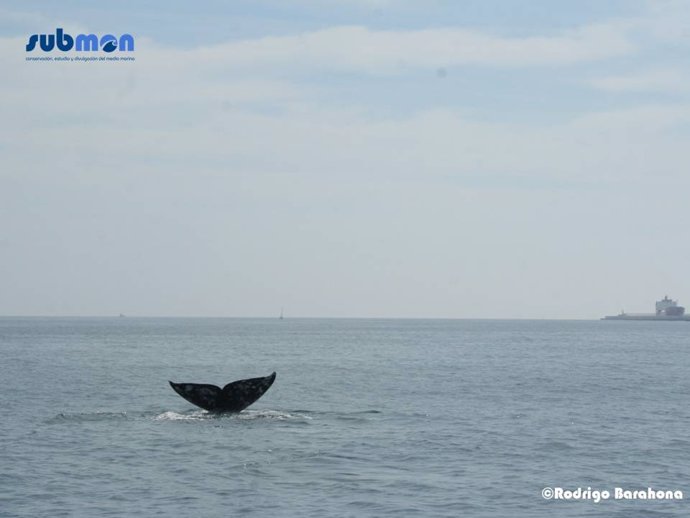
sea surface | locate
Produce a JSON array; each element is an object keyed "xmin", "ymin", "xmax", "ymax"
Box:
[{"xmin": 2, "ymin": 317, "xmax": 690, "ymax": 517}]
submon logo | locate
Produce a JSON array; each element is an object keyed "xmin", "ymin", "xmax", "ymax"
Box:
[{"xmin": 26, "ymin": 28, "xmax": 134, "ymax": 53}]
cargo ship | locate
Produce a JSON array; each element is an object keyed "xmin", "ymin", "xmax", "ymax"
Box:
[{"xmin": 602, "ymin": 295, "xmax": 690, "ymax": 321}]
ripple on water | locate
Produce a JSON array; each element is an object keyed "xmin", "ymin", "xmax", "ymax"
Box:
[{"xmin": 45, "ymin": 411, "xmax": 130, "ymax": 424}]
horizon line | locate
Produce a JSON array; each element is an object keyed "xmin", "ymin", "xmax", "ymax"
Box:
[{"xmin": 0, "ymin": 314, "xmax": 602, "ymax": 321}]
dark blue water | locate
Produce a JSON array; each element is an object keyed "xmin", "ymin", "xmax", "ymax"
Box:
[{"xmin": 2, "ymin": 318, "xmax": 689, "ymax": 517}]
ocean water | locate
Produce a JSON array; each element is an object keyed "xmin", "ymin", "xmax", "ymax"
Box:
[{"xmin": 2, "ymin": 317, "xmax": 690, "ymax": 517}]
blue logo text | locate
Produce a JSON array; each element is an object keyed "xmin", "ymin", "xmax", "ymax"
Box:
[{"xmin": 26, "ymin": 28, "xmax": 134, "ymax": 53}]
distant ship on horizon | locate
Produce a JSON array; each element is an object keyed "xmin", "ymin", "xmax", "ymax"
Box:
[{"xmin": 602, "ymin": 295, "xmax": 690, "ymax": 321}]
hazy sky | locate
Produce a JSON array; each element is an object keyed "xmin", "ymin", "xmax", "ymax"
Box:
[{"xmin": 2, "ymin": 1, "xmax": 690, "ymax": 318}]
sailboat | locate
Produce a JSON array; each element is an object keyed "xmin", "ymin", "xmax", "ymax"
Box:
[{"xmin": 279, "ymin": 307, "xmax": 284, "ymax": 320}]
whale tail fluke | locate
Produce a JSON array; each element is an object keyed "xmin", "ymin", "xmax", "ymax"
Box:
[{"xmin": 169, "ymin": 372, "xmax": 276, "ymax": 413}]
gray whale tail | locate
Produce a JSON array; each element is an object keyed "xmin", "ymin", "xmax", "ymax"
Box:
[{"xmin": 169, "ymin": 372, "xmax": 276, "ymax": 412}]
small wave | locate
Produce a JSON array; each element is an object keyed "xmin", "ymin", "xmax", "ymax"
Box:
[
  {"xmin": 330, "ymin": 411, "xmax": 384, "ymax": 423},
  {"xmin": 153, "ymin": 410, "xmax": 209, "ymax": 421},
  {"xmin": 310, "ymin": 409, "xmax": 383, "ymax": 418},
  {"xmin": 46, "ymin": 411, "xmax": 129, "ymax": 424},
  {"xmin": 234, "ymin": 409, "xmax": 312, "ymax": 421}
]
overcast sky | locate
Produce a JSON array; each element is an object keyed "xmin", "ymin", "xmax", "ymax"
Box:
[{"xmin": 1, "ymin": 1, "xmax": 690, "ymax": 318}]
